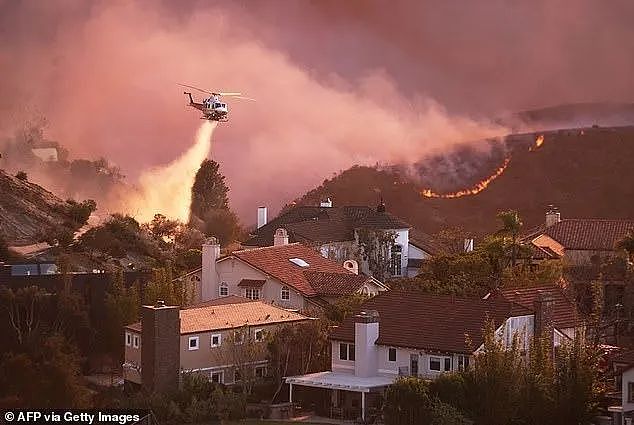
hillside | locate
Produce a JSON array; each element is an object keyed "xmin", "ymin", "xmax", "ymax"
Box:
[
  {"xmin": 292, "ymin": 125, "xmax": 634, "ymax": 235},
  {"xmin": 0, "ymin": 169, "xmax": 74, "ymax": 246}
]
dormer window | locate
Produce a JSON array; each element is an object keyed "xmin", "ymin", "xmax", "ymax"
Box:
[{"xmin": 281, "ymin": 286, "xmax": 290, "ymax": 301}]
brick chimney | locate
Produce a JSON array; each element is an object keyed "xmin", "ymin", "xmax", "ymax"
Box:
[
  {"xmin": 545, "ymin": 205, "xmax": 561, "ymax": 228},
  {"xmin": 534, "ymin": 291, "xmax": 555, "ymax": 346},
  {"xmin": 141, "ymin": 301, "xmax": 181, "ymax": 394},
  {"xmin": 201, "ymin": 237, "xmax": 220, "ymax": 301},
  {"xmin": 274, "ymin": 228, "xmax": 289, "ymax": 246},
  {"xmin": 354, "ymin": 310, "xmax": 380, "ymax": 378},
  {"xmin": 257, "ymin": 206, "xmax": 267, "ymax": 229}
]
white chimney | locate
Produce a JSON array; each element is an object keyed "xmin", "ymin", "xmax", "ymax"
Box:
[
  {"xmin": 354, "ymin": 310, "xmax": 380, "ymax": 378},
  {"xmin": 201, "ymin": 237, "xmax": 220, "ymax": 301},
  {"xmin": 273, "ymin": 228, "xmax": 289, "ymax": 246},
  {"xmin": 545, "ymin": 206, "xmax": 561, "ymax": 228},
  {"xmin": 320, "ymin": 198, "xmax": 333, "ymax": 208},
  {"xmin": 464, "ymin": 238, "xmax": 474, "ymax": 253},
  {"xmin": 257, "ymin": 206, "xmax": 268, "ymax": 229},
  {"xmin": 343, "ymin": 259, "xmax": 359, "ymax": 275}
]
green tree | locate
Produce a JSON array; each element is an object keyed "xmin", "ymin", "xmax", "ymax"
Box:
[
  {"xmin": 356, "ymin": 228, "xmax": 397, "ymax": 281},
  {"xmin": 617, "ymin": 230, "xmax": 634, "ymax": 263},
  {"xmin": 384, "ymin": 377, "xmax": 434, "ymax": 425},
  {"xmin": 104, "ymin": 271, "xmax": 140, "ymax": 360},
  {"xmin": 200, "ymin": 208, "xmax": 242, "ymax": 246},
  {"xmin": 496, "ymin": 210, "xmax": 524, "ymax": 267},
  {"xmin": 324, "ymin": 293, "xmax": 370, "ymax": 323},
  {"xmin": 15, "ymin": 170, "xmax": 27, "ymax": 181},
  {"xmin": 190, "ymin": 159, "xmax": 229, "ymax": 218},
  {"xmin": 520, "ymin": 335, "xmax": 555, "ymax": 425}
]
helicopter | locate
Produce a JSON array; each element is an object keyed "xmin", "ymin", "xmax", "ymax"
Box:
[{"xmin": 179, "ymin": 84, "xmax": 253, "ymax": 122}]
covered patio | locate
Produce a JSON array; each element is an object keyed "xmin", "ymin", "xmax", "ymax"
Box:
[{"xmin": 285, "ymin": 372, "xmax": 395, "ymax": 423}]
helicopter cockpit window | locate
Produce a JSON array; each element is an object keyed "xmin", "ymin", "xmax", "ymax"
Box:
[{"xmin": 214, "ymin": 103, "xmax": 222, "ymax": 108}]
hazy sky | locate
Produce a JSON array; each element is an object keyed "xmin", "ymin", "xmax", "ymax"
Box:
[{"xmin": 1, "ymin": 0, "xmax": 633, "ymax": 220}]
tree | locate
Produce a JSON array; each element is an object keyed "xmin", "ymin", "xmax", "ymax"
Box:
[
  {"xmin": 146, "ymin": 213, "xmax": 180, "ymax": 241},
  {"xmin": 144, "ymin": 265, "xmax": 189, "ymax": 307},
  {"xmin": 384, "ymin": 377, "xmax": 434, "ymax": 425},
  {"xmin": 200, "ymin": 208, "xmax": 242, "ymax": 246},
  {"xmin": 0, "ymin": 234, "xmax": 11, "ymax": 261},
  {"xmin": 0, "ymin": 285, "xmax": 52, "ymax": 346},
  {"xmin": 617, "ymin": 230, "xmax": 634, "ymax": 264},
  {"xmin": 104, "ymin": 271, "xmax": 140, "ymax": 361},
  {"xmin": 267, "ymin": 320, "xmax": 331, "ymax": 402},
  {"xmin": 220, "ymin": 326, "xmax": 264, "ymax": 396},
  {"xmin": 190, "ymin": 159, "xmax": 229, "ymax": 219},
  {"xmin": 324, "ymin": 293, "xmax": 370, "ymax": 323},
  {"xmin": 15, "ymin": 170, "xmax": 27, "ymax": 181},
  {"xmin": 356, "ymin": 228, "xmax": 397, "ymax": 281},
  {"xmin": 496, "ymin": 210, "xmax": 524, "ymax": 267},
  {"xmin": 66, "ymin": 199, "xmax": 97, "ymax": 226}
]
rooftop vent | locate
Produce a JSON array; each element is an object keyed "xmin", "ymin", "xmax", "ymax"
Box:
[
  {"xmin": 289, "ymin": 258, "xmax": 310, "ymax": 267},
  {"xmin": 155, "ymin": 300, "xmax": 166, "ymax": 308}
]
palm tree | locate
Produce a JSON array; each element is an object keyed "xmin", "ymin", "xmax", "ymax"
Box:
[
  {"xmin": 497, "ymin": 210, "xmax": 523, "ymax": 267},
  {"xmin": 617, "ymin": 230, "xmax": 634, "ymax": 264}
]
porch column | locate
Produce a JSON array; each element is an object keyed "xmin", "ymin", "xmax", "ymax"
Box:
[
  {"xmin": 361, "ymin": 391, "xmax": 366, "ymax": 421},
  {"xmin": 289, "ymin": 382, "xmax": 293, "ymax": 403}
]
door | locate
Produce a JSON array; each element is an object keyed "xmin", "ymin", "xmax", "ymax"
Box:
[{"xmin": 410, "ymin": 354, "xmax": 419, "ymax": 377}]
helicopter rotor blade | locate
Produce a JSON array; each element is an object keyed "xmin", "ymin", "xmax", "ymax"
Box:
[
  {"xmin": 178, "ymin": 83, "xmax": 213, "ymax": 95},
  {"xmin": 234, "ymin": 96, "xmax": 256, "ymax": 101}
]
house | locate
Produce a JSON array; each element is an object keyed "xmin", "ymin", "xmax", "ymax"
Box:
[
  {"xmin": 609, "ymin": 360, "xmax": 634, "ymax": 425},
  {"xmin": 244, "ymin": 201, "xmax": 438, "ymax": 279},
  {"xmin": 176, "ymin": 238, "xmax": 388, "ymax": 311},
  {"xmin": 485, "ymin": 284, "xmax": 584, "ymax": 340},
  {"xmin": 123, "ymin": 297, "xmax": 312, "ymax": 392},
  {"xmin": 285, "ymin": 289, "xmax": 577, "ymax": 421},
  {"xmin": 526, "ymin": 207, "xmax": 634, "ymax": 266}
]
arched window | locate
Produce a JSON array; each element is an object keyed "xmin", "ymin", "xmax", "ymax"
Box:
[
  {"xmin": 389, "ymin": 245, "xmax": 403, "ymax": 276},
  {"xmin": 281, "ymin": 286, "xmax": 290, "ymax": 301},
  {"xmin": 219, "ymin": 282, "xmax": 228, "ymax": 297}
]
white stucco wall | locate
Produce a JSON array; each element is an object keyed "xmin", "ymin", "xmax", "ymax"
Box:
[{"xmin": 622, "ymin": 368, "xmax": 634, "ymax": 413}]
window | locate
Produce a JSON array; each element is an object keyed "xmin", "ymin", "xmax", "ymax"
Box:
[
  {"xmin": 629, "ymin": 382, "xmax": 634, "ymax": 403},
  {"xmin": 255, "ymin": 366, "xmax": 266, "ymax": 378},
  {"xmin": 430, "ymin": 356, "xmax": 452, "ymax": 372},
  {"xmin": 388, "ymin": 347, "xmax": 397, "ymax": 362},
  {"xmin": 188, "ymin": 336, "xmax": 199, "ymax": 351},
  {"xmin": 211, "ymin": 371, "xmax": 223, "ymax": 384},
  {"xmin": 219, "ymin": 282, "xmax": 228, "ymax": 297},
  {"xmin": 133, "ymin": 335, "xmax": 140, "ymax": 349},
  {"xmin": 125, "ymin": 332, "xmax": 132, "ymax": 346},
  {"xmin": 281, "ymin": 286, "xmax": 290, "ymax": 301},
  {"xmin": 458, "ymin": 355, "xmax": 470, "ymax": 371},
  {"xmin": 234, "ymin": 370, "xmax": 241, "ymax": 382},
  {"xmin": 245, "ymin": 288, "xmax": 260, "ymax": 300},
  {"xmin": 339, "ymin": 343, "xmax": 355, "ymax": 361},
  {"xmin": 429, "ymin": 357, "xmax": 441, "ymax": 371},
  {"xmin": 389, "ymin": 245, "xmax": 403, "ymax": 276},
  {"xmin": 254, "ymin": 329, "xmax": 264, "ymax": 342},
  {"xmin": 211, "ymin": 334, "xmax": 221, "ymax": 348}
]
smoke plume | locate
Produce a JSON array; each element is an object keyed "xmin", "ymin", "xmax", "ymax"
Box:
[
  {"xmin": 126, "ymin": 121, "xmax": 216, "ymax": 222},
  {"xmin": 1, "ymin": 1, "xmax": 633, "ymax": 222}
]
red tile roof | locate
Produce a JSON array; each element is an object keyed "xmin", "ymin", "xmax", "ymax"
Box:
[
  {"xmin": 231, "ymin": 243, "xmax": 362, "ymax": 297},
  {"xmin": 127, "ymin": 300, "xmax": 311, "ymax": 335},
  {"xmin": 330, "ymin": 290, "xmax": 531, "ymax": 354},
  {"xmin": 304, "ymin": 271, "xmax": 372, "ymax": 296},
  {"xmin": 184, "ymin": 295, "xmax": 254, "ymax": 308},
  {"xmin": 494, "ymin": 284, "xmax": 582, "ymax": 329},
  {"xmin": 542, "ymin": 219, "xmax": 634, "ymax": 251}
]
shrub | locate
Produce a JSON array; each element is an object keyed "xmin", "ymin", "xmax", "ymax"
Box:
[{"xmin": 15, "ymin": 171, "xmax": 27, "ymax": 181}]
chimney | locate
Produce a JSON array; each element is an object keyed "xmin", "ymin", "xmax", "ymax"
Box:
[
  {"xmin": 464, "ymin": 238, "xmax": 474, "ymax": 253},
  {"xmin": 320, "ymin": 198, "xmax": 333, "ymax": 208},
  {"xmin": 534, "ymin": 291, "xmax": 555, "ymax": 347},
  {"xmin": 273, "ymin": 228, "xmax": 289, "ymax": 246},
  {"xmin": 545, "ymin": 205, "xmax": 561, "ymax": 227},
  {"xmin": 354, "ymin": 310, "xmax": 380, "ymax": 378},
  {"xmin": 343, "ymin": 259, "xmax": 359, "ymax": 275},
  {"xmin": 141, "ymin": 302, "xmax": 180, "ymax": 394},
  {"xmin": 377, "ymin": 198, "xmax": 386, "ymax": 213},
  {"xmin": 257, "ymin": 206, "xmax": 268, "ymax": 229},
  {"xmin": 201, "ymin": 237, "xmax": 220, "ymax": 301}
]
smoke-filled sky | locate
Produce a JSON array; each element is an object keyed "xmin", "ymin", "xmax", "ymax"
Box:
[{"xmin": 1, "ymin": 0, "xmax": 634, "ymax": 222}]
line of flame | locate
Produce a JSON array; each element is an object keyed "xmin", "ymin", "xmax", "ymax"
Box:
[
  {"xmin": 529, "ymin": 134, "xmax": 545, "ymax": 152},
  {"xmin": 421, "ymin": 157, "xmax": 511, "ymax": 199}
]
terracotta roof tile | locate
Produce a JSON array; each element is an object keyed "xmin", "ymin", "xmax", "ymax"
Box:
[
  {"xmin": 304, "ymin": 271, "xmax": 371, "ymax": 296},
  {"xmin": 127, "ymin": 300, "xmax": 311, "ymax": 335},
  {"xmin": 237, "ymin": 279, "xmax": 266, "ymax": 287},
  {"xmin": 330, "ymin": 290, "xmax": 531, "ymax": 354},
  {"xmin": 232, "ymin": 243, "xmax": 359, "ymax": 297},
  {"xmin": 495, "ymin": 284, "xmax": 582, "ymax": 329},
  {"xmin": 543, "ymin": 219, "xmax": 634, "ymax": 251}
]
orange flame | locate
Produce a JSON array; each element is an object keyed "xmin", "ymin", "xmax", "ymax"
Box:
[
  {"xmin": 529, "ymin": 134, "xmax": 545, "ymax": 152},
  {"xmin": 421, "ymin": 157, "xmax": 511, "ymax": 199}
]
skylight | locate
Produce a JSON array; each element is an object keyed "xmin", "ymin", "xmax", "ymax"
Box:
[{"xmin": 289, "ymin": 258, "xmax": 310, "ymax": 267}]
